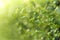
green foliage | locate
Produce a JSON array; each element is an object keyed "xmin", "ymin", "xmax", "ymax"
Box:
[{"xmin": 0, "ymin": 0, "xmax": 60, "ymax": 40}]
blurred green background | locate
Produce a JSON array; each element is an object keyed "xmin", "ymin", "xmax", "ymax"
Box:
[{"xmin": 0, "ymin": 0, "xmax": 60, "ymax": 40}]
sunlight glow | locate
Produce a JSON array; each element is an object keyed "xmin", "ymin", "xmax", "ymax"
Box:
[
  {"xmin": 0, "ymin": 0, "xmax": 12, "ymax": 15},
  {"xmin": 0, "ymin": 0, "xmax": 5, "ymax": 8}
]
